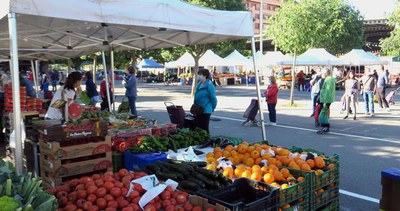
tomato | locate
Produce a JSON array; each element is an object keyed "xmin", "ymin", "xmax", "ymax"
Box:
[
  {"xmin": 132, "ymin": 204, "xmax": 140, "ymax": 211},
  {"xmin": 114, "ymin": 182, "xmax": 124, "ymax": 189},
  {"xmin": 76, "ymin": 209, "xmax": 84, "ymax": 211},
  {"xmin": 85, "ymin": 181, "xmax": 96, "ymax": 189},
  {"xmin": 77, "ymin": 190, "xmax": 87, "ymax": 199},
  {"xmin": 122, "ymin": 207, "xmax": 134, "ymax": 211},
  {"xmin": 58, "ymin": 196, "xmax": 68, "ymax": 207},
  {"xmin": 132, "ymin": 196, "xmax": 141, "ymax": 204},
  {"xmin": 155, "ymin": 202, "xmax": 161, "ymax": 210},
  {"xmin": 107, "ymin": 201, "xmax": 118, "ymax": 209},
  {"xmin": 96, "ymin": 187, "xmax": 107, "ymax": 198},
  {"xmin": 164, "ymin": 205, "xmax": 175, "ymax": 211},
  {"xmin": 135, "ymin": 172, "xmax": 147, "ymax": 178},
  {"xmin": 118, "ymin": 200, "xmax": 130, "ymax": 209},
  {"xmin": 171, "ymin": 192, "xmax": 178, "ymax": 199},
  {"xmin": 104, "ymin": 182, "xmax": 114, "ymax": 191},
  {"xmin": 104, "ymin": 194, "xmax": 114, "ymax": 202},
  {"xmin": 87, "ymin": 186, "xmax": 98, "ymax": 195},
  {"xmin": 59, "ymin": 185, "xmax": 71, "ymax": 193},
  {"xmin": 192, "ymin": 206, "xmax": 202, "ymax": 211},
  {"xmin": 160, "ymin": 191, "xmax": 171, "ymax": 200},
  {"xmin": 129, "ymin": 191, "xmax": 140, "ymax": 199},
  {"xmin": 92, "ymin": 174, "xmax": 101, "ymax": 180},
  {"xmin": 184, "ymin": 203, "xmax": 194, "ymax": 211},
  {"xmin": 95, "ymin": 179, "xmax": 104, "ymax": 188},
  {"xmin": 162, "ymin": 200, "xmax": 171, "ymax": 208},
  {"xmin": 144, "ymin": 204, "xmax": 156, "ymax": 211},
  {"xmin": 88, "ymin": 205, "xmax": 99, "ymax": 211},
  {"xmin": 165, "ymin": 185, "xmax": 174, "ymax": 193},
  {"xmin": 121, "ymin": 188, "xmax": 129, "ymax": 197},
  {"xmin": 64, "ymin": 204, "xmax": 77, "ymax": 211},
  {"xmin": 68, "ymin": 179, "xmax": 79, "ymax": 188},
  {"xmin": 176, "ymin": 194, "xmax": 188, "ymax": 205},
  {"xmin": 103, "ymin": 175, "xmax": 114, "ymax": 183},
  {"xmin": 57, "ymin": 191, "xmax": 68, "ymax": 199},
  {"xmin": 181, "ymin": 191, "xmax": 189, "ymax": 198},
  {"xmin": 116, "ymin": 196, "xmax": 125, "ymax": 203},
  {"xmin": 104, "ymin": 171, "xmax": 114, "ymax": 177},
  {"xmin": 206, "ymin": 208, "xmax": 216, "ymax": 211},
  {"xmin": 75, "ymin": 184, "xmax": 86, "ymax": 191},
  {"xmin": 79, "ymin": 176, "xmax": 93, "ymax": 185},
  {"xmin": 133, "ymin": 183, "xmax": 144, "ymax": 194},
  {"xmin": 66, "ymin": 192, "xmax": 77, "ymax": 202},
  {"xmin": 170, "ymin": 198, "xmax": 176, "ymax": 206},
  {"xmin": 110, "ymin": 187, "xmax": 121, "ymax": 197},
  {"xmin": 105, "ymin": 208, "xmax": 117, "ymax": 211},
  {"xmin": 83, "ymin": 201, "xmax": 93, "ymax": 210},
  {"xmin": 87, "ymin": 194, "xmax": 97, "ymax": 203},
  {"xmin": 96, "ymin": 198, "xmax": 107, "ymax": 210},
  {"xmin": 76, "ymin": 199, "xmax": 86, "ymax": 208},
  {"xmin": 124, "ymin": 183, "xmax": 131, "ymax": 189},
  {"xmin": 122, "ymin": 175, "xmax": 132, "ymax": 183},
  {"xmin": 176, "ymin": 207, "xmax": 185, "ymax": 211}
]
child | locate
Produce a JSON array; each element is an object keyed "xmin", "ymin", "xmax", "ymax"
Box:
[{"xmin": 264, "ymin": 76, "xmax": 278, "ymax": 126}]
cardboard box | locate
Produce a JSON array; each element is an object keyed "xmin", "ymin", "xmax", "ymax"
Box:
[
  {"xmin": 36, "ymin": 121, "xmax": 108, "ymax": 141},
  {"xmin": 40, "ymin": 151, "xmax": 112, "ymax": 178},
  {"xmin": 189, "ymin": 195, "xmax": 229, "ymax": 211},
  {"xmin": 39, "ymin": 136, "xmax": 111, "ymax": 160}
]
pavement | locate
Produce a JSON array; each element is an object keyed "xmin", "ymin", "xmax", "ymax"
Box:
[{"xmin": 121, "ymin": 81, "xmax": 399, "ymax": 211}]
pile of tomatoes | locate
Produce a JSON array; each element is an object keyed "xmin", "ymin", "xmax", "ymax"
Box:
[{"xmin": 47, "ymin": 168, "xmax": 212, "ymax": 211}]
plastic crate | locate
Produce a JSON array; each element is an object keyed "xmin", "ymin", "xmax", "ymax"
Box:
[
  {"xmin": 123, "ymin": 151, "xmax": 167, "ymax": 171},
  {"xmin": 112, "ymin": 151, "xmax": 124, "ymax": 172},
  {"xmin": 311, "ymin": 185, "xmax": 339, "ymax": 210},
  {"xmin": 280, "ymin": 168, "xmax": 311, "ymax": 206},
  {"xmin": 281, "ymin": 199, "xmax": 310, "ymax": 211},
  {"xmin": 312, "ymin": 154, "xmax": 340, "ymax": 190},
  {"xmin": 318, "ymin": 198, "xmax": 339, "ymax": 211},
  {"xmin": 198, "ymin": 178, "xmax": 279, "ymax": 211}
]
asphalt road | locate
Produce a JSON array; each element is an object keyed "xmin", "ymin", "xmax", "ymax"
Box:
[{"xmin": 115, "ymin": 81, "xmax": 400, "ymax": 211}]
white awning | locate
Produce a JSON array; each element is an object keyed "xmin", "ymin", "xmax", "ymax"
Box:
[
  {"xmin": 283, "ymin": 48, "xmax": 344, "ymax": 66},
  {"xmin": 224, "ymin": 50, "xmax": 250, "ymax": 66},
  {"xmin": 199, "ymin": 50, "xmax": 228, "ymax": 66},
  {"xmin": 340, "ymin": 49, "xmax": 388, "ymax": 66},
  {"xmin": 262, "ymin": 51, "xmax": 287, "ymax": 66}
]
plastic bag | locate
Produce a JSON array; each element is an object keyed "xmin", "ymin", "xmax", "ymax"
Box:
[
  {"xmin": 318, "ymin": 106, "xmax": 329, "ymax": 125},
  {"xmin": 10, "ymin": 121, "xmax": 26, "ymax": 149}
]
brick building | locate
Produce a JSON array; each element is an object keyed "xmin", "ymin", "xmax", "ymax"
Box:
[{"xmin": 244, "ymin": 0, "xmax": 281, "ymax": 35}]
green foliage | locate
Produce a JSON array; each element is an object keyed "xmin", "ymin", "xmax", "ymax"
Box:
[
  {"xmin": 381, "ymin": 6, "xmax": 400, "ymax": 56},
  {"xmin": 268, "ymin": 0, "xmax": 365, "ymax": 55}
]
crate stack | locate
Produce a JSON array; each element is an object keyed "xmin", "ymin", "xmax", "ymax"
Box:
[
  {"xmin": 309, "ymin": 154, "xmax": 340, "ymax": 211},
  {"xmin": 35, "ymin": 120, "xmax": 112, "ymax": 188},
  {"xmin": 279, "ymin": 169, "xmax": 311, "ymax": 211},
  {"xmin": 3, "ymin": 83, "xmax": 27, "ymax": 113}
]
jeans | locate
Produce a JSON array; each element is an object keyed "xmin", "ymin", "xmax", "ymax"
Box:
[
  {"xmin": 363, "ymin": 91, "xmax": 374, "ymax": 113},
  {"xmin": 345, "ymin": 94, "xmax": 356, "ymax": 117},
  {"xmin": 267, "ymin": 104, "xmax": 276, "ymax": 123},
  {"xmin": 127, "ymin": 96, "xmax": 137, "ymax": 115},
  {"xmin": 377, "ymin": 87, "xmax": 389, "ymax": 108},
  {"xmin": 311, "ymin": 93, "xmax": 319, "ymax": 114},
  {"xmin": 194, "ymin": 113, "xmax": 211, "ymax": 133}
]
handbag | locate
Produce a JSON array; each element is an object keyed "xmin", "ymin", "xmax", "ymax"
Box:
[
  {"xmin": 190, "ymin": 103, "xmax": 204, "ymax": 116},
  {"xmin": 318, "ymin": 106, "xmax": 329, "ymax": 125},
  {"xmin": 118, "ymin": 97, "xmax": 130, "ymax": 113}
]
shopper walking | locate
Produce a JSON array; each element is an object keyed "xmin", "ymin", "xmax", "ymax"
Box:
[
  {"xmin": 343, "ymin": 71, "xmax": 359, "ymax": 120},
  {"xmin": 85, "ymin": 72, "xmax": 99, "ymax": 106},
  {"xmin": 297, "ymin": 70, "xmax": 305, "ymax": 91},
  {"xmin": 317, "ymin": 68, "xmax": 336, "ymax": 134},
  {"xmin": 376, "ymin": 66, "xmax": 390, "ymax": 110},
  {"xmin": 361, "ymin": 68, "xmax": 377, "ymax": 116},
  {"xmin": 100, "ymin": 75, "xmax": 113, "ymax": 111},
  {"xmin": 193, "ymin": 69, "xmax": 217, "ymax": 133},
  {"xmin": 51, "ymin": 70, "xmax": 59, "ymax": 92},
  {"xmin": 125, "ymin": 66, "xmax": 138, "ymax": 116},
  {"xmin": 45, "ymin": 72, "xmax": 82, "ymax": 120},
  {"xmin": 309, "ymin": 69, "xmax": 324, "ymax": 117},
  {"xmin": 264, "ymin": 76, "xmax": 278, "ymax": 126}
]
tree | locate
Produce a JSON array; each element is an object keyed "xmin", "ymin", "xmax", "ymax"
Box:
[
  {"xmin": 268, "ymin": 0, "xmax": 364, "ymax": 105},
  {"xmin": 380, "ymin": 5, "xmax": 400, "ymax": 56}
]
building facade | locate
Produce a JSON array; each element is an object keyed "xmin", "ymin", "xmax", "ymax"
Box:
[{"xmin": 244, "ymin": 0, "xmax": 281, "ymax": 35}]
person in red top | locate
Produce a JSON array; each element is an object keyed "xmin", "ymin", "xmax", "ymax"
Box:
[
  {"xmin": 297, "ymin": 70, "xmax": 305, "ymax": 91},
  {"xmin": 264, "ymin": 76, "xmax": 279, "ymax": 126},
  {"xmin": 100, "ymin": 75, "xmax": 113, "ymax": 111}
]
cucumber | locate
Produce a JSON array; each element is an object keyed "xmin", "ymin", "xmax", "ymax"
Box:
[
  {"xmin": 195, "ymin": 167, "xmax": 218, "ymax": 180},
  {"xmin": 168, "ymin": 159, "xmax": 206, "ymax": 167},
  {"xmin": 157, "ymin": 172, "xmax": 179, "ymax": 181},
  {"xmin": 158, "ymin": 162, "xmax": 190, "ymax": 177},
  {"xmin": 154, "ymin": 162, "xmax": 170, "ymax": 172},
  {"xmin": 179, "ymin": 180, "xmax": 201, "ymax": 192},
  {"xmin": 192, "ymin": 172, "xmax": 214, "ymax": 187},
  {"xmin": 186, "ymin": 177, "xmax": 206, "ymax": 188},
  {"xmin": 147, "ymin": 164, "xmax": 161, "ymax": 173}
]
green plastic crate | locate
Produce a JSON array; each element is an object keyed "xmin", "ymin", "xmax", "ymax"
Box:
[
  {"xmin": 279, "ymin": 168, "xmax": 311, "ymax": 206},
  {"xmin": 281, "ymin": 199, "xmax": 310, "ymax": 211},
  {"xmin": 311, "ymin": 185, "xmax": 339, "ymax": 210},
  {"xmin": 318, "ymin": 198, "xmax": 339, "ymax": 211},
  {"xmin": 112, "ymin": 151, "xmax": 123, "ymax": 172},
  {"xmin": 311, "ymin": 154, "xmax": 340, "ymax": 190}
]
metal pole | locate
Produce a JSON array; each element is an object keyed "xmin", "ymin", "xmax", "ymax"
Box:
[
  {"xmin": 35, "ymin": 60, "xmax": 40, "ymax": 93},
  {"xmin": 30, "ymin": 60, "xmax": 38, "ymax": 97},
  {"xmin": 110, "ymin": 48, "xmax": 116, "ymax": 112},
  {"xmin": 101, "ymin": 50, "xmax": 112, "ymax": 112},
  {"xmin": 93, "ymin": 56, "xmax": 97, "ymax": 83},
  {"xmin": 259, "ymin": 0, "xmax": 264, "ymax": 53},
  {"xmin": 8, "ymin": 13, "xmax": 23, "ymax": 174},
  {"xmin": 251, "ymin": 37, "xmax": 267, "ymax": 141}
]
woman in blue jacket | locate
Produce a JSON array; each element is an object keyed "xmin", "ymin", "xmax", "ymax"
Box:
[
  {"xmin": 194, "ymin": 69, "xmax": 217, "ymax": 133},
  {"xmin": 85, "ymin": 71, "xmax": 99, "ymax": 106},
  {"xmin": 125, "ymin": 66, "xmax": 138, "ymax": 115}
]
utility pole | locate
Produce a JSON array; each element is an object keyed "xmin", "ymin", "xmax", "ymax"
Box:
[{"xmin": 259, "ymin": 0, "xmax": 264, "ymax": 53}]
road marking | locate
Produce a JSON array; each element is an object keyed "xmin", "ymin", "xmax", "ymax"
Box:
[
  {"xmin": 339, "ymin": 190, "xmax": 379, "ymax": 203},
  {"xmin": 213, "ymin": 114, "xmax": 384, "ymax": 204},
  {"xmin": 213, "ymin": 115, "xmax": 400, "ymax": 145}
]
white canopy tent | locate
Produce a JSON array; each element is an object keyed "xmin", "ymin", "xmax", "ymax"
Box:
[
  {"xmin": 199, "ymin": 50, "xmax": 229, "ymax": 67},
  {"xmin": 340, "ymin": 49, "xmax": 388, "ymax": 66},
  {"xmin": 262, "ymin": 51, "xmax": 287, "ymax": 66},
  {"xmin": 1, "ymin": 0, "xmax": 268, "ymax": 173},
  {"xmin": 174, "ymin": 52, "xmax": 195, "ymax": 67},
  {"xmin": 282, "ymin": 48, "xmax": 344, "ymax": 66},
  {"xmin": 224, "ymin": 50, "xmax": 251, "ymax": 66}
]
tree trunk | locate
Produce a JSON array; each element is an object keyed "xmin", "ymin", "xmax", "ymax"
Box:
[
  {"xmin": 191, "ymin": 57, "xmax": 200, "ymax": 97},
  {"xmin": 289, "ymin": 52, "xmax": 297, "ymax": 105}
]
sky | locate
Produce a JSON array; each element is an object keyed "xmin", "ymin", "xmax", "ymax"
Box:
[{"xmin": 347, "ymin": 0, "xmax": 397, "ymax": 19}]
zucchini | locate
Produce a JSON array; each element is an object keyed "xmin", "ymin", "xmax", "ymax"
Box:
[
  {"xmin": 179, "ymin": 180, "xmax": 201, "ymax": 192},
  {"xmin": 147, "ymin": 164, "xmax": 161, "ymax": 173},
  {"xmin": 158, "ymin": 162, "xmax": 190, "ymax": 177},
  {"xmin": 143, "ymin": 167, "xmax": 155, "ymax": 175},
  {"xmin": 192, "ymin": 172, "xmax": 214, "ymax": 187},
  {"xmin": 186, "ymin": 177, "xmax": 206, "ymax": 188},
  {"xmin": 157, "ymin": 172, "xmax": 178, "ymax": 181},
  {"xmin": 195, "ymin": 167, "xmax": 218, "ymax": 180},
  {"xmin": 154, "ymin": 162, "xmax": 170, "ymax": 173}
]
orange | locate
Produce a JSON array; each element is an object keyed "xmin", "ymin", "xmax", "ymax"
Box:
[
  {"xmin": 263, "ymin": 173, "xmax": 275, "ymax": 184},
  {"xmin": 280, "ymin": 168, "xmax": 290, "ymax": 179},
  {"xmin": 206, "ymin": 152, "xmax": 214, "ymax": 158},
  {"xmin": 275, "ymin": 161, "xmax": 282, "ymax": 168},
  {"xmin": 250, "ymin": 172, "xmax": 262, "ymax": 181},
  {"xmin": 231, "ymin": 150, "xmax": 239, "ymax": 157},
  {"xmin": 273, "ymin": 171, "xmax": 284, "ymax": 181},
  {"xmin": 306, "ymin": 159, "xmax": 315, "ymax": 169},
  {"xmin": 272, "ymin": 147, "xmax": 280, "ymax": 154},
  {"xmin": 231, "ymin": 156, "xmax": 240, "ymax": 165},
  {"xmin": 206, "ymin": 157, "xmax": 215, "ymax": 164},
  {"xmin": 281, "ymin": 183, "xmax": 289, "ymax": 189},
  {"xmin": 255, "ymin": 157, "xmax": 263, "ymax": 165},
  {"xmin": 278, "ymin": 149, "xmax": 290, "ymax": 156},
  {"xmin": 213, "ymin": 147, "xmax": 222, "ymax": 153},
  {"xmin": 301, "ymin": 163, "xmax": 311, "ymax": 172},
  {"xmin": 262, "ymin": 153, "xmax": 271, "ymax": 160},
  {"xmin": 244, "ymin": 157, "xmax": 255, "ymax": 167},
  {"xmin": 270, "ymin": 182, "xmax": 281, "ymax": 188},
  {"xmin": 252, "ymin": 165, "xmax": 261, "ymax": 172},
  {"xmin": 328, "ymin": 163, "xmax": 335, "ymax": 169},
  {"xmin": 234, "ymin": 168, "xmax": 244, "ymax": 178},
  {"xmin": 222, "ymin": 151, "xmax": 231, "ymax": 158},
  {"xmin": 214, "ymin": 152, "xmax": 222, "ymax": 159},
  {"xmin": 268, "ymin": 165, "xmax": 279, "ymax": 174},
  {"xmin": 261, "ymin": 145, "xmax": 270, "ymax": 150},
  {"xmin": 268, "ymin": 158, "xmax": 277, "ymax": 165},
  {"xmin": 242, "ymin": 141, "xmax": 249, "ymax": 146},
  {"xmin": 241, "ymin": 170, "xmax": 252, "ymax": 178},
  {"xmin": 280, "ymin": 156, "xmax": 290, "ymax": 165},
  {"xmin": 256, "ymin": 147, "xmax": 263, "ymax": 154},
  {"xmin": 224, "ymin": 145, "xmax": 234, "ymax": 152},
  {"xmin": 244, "ymin": 153, "xmax": 251, "ymax": 159},
  {"xmin": 250, "ymin": 150, "xmax": 260, "ymax": 159},
  {"xmin": 223, "ymin": 169, "xmax": 233, "ymax": 179},
  {"xmin": 253, "ymin": 143, "xmax": 261, "ymax": 148},
  {"xmin": 261, "ymin": 166, "xmax": 268, "ymax": 174},
  {"xmin": 206, "ymin": 164, "xmax": 216, "ymax": 172},
  {"xmin": 314, "ymin": 157, "xmax": 326, "ymax": 169},
  {"xmin": 297, "ymin": 177, "xmax": 304, "ymax": 182},
  {"xmin": 247, "ymin": 146, "xmax": 255, "ymax": 153},
  {"xmin": 281, "ymin": 204, "xmax": 291, "ymax": 209},
  {"xmin": 237, "ymin": 144, "xmax": 248, "ymax": 154},
  {"xmin": 287, "ymin": 176, "xmax": 296, "ymax": 183},
  {"xmin": 315, "ymin": 169, "xmax": 324, "ymax": 175}
]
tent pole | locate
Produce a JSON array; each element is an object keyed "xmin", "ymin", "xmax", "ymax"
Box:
[
  {"xmin": 30, "ymin": 60, "xmax": 38, "ymax": 97},
  {"xmin": 101, "ymin": 50, "xmax": 112, "ymax": 112},
  {"xmin": 110, "ymin": 48, "xmax": 116, "ymax": 113},
  {"xmin": 8, "ymin": 12, "xmax": 23, "ymax": 174},
  {"xmin": 93, "ymin": 56, "xmax": 97, "ymax": 84},
  {"xmin": 35, "ymin": 60, "xmax": 40, "ymax": 95},
  {"xmin": 251, "ymin": 37, "xmax": 267, "ymax": 141}
]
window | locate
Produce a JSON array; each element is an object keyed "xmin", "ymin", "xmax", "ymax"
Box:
[{"xmin": 255, "ymin": 23, "xmax": 260, "ymax": 29}]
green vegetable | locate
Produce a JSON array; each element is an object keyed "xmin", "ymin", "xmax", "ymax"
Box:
[{"xmin": 0, "ymin": 196, "xmax": 20, "ymax": 211}]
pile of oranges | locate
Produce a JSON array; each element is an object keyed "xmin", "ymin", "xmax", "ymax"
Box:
[{"xmin": 205, "ymin": 142, "xmax": 336, "ymax": 188}]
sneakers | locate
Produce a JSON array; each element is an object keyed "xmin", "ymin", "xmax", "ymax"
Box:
[
  {"xmin": 385, "ymin": 107, "xmax": 391, "ymax": 112},
  {"xmin": 266, "ymin": 122, "xmax": 277, "ymax": 126},
  {"xmin": 365, "ymin": 112, "xmax": 370, "ymax": 115},
  {"xmin": 317, "ymin": 127, "xmax": 329, "ymax": 134},
  {"xmin": 370, "ymin": 113, "xmax": 375, "ymax": 116},
  {"xmin": 310, "ymin": 114, "xmax": 314, "ymax": 117},
  {"xmin": 343, "ymin": 116, "xmax": 348, "ymax": 119}
]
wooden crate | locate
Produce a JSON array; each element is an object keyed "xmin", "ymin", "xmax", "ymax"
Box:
[{"xmin": 41, "ymin": 168, "xmax": 111, "ymax": 188}]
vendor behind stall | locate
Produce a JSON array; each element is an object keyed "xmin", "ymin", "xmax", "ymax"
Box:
[{"xmin": 45, "ymin": 72, "xmax": 82, "ymax": 120}]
